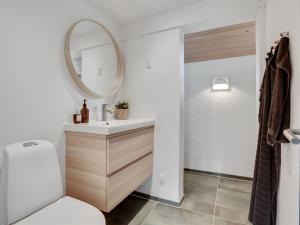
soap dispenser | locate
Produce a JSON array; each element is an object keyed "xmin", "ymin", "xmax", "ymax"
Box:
[{"xmin": 81, "ymin": 99, "xmax": 89, "ymax": 123}]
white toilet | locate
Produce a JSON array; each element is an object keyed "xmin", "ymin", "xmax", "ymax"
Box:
[{"xmin": 0, "ymin": 140, "xmax": 106, "ymax": 225}]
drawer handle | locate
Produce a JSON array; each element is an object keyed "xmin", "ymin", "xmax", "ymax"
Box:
[{"xmin": 107, "ymin": 152, "xmax": 152, "ymax": 177}]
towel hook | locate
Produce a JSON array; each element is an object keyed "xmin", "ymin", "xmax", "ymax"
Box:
[{"xmin": 280, "ymin": 31, "xmax": 289, "ymax": 38}]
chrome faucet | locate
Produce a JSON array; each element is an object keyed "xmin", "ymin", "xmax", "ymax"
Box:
[{"xmin": 102, "ymin": 104, "xmax": 113, "ymax": 121}]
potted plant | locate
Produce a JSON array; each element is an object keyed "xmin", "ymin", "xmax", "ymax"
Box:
[{"xmin": 115, "ymin": 101, "xmax": 129, "ymax": 120}]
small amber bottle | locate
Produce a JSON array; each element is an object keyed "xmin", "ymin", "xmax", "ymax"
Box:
[
  {"xmin": 81, "ymin": 99, "xmax": 89, "ymax": 123},
  {"xmin": 73, "ymin": 112, "xmax": 82, "ymax": 124}
]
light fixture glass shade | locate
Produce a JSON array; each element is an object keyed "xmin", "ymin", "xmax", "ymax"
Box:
[{"xmin": 212, "ymin": 77, "xmax": 230, "ymax": 91}]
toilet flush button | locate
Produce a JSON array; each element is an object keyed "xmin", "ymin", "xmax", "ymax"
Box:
[{"xmin": 23, "ymin": 142, "xmax": 39, "ymax": 148}]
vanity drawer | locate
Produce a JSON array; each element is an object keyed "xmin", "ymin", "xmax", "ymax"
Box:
[
  {"xmin": 65, "ymin": 125, "xmax": 154, "ymax": 212},
  {"xmin": 106, "ymin": 127, "xmax": 154, "ymax": 175},
  {"xmin": 66, "ymin": 132, "xmax": 107, "ymax": 176},
  {"xmin": 106, "ymin": 153, "xmax": 153, "ymax": 211}
]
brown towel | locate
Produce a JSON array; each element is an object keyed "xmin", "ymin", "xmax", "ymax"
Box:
[
  {"xmin": 249, "ymin": 37, "xmax": 291, "ymax": 225},
  {"xmin": 267, "ymin": 38, "xmax": 291, "ymax": 145}
]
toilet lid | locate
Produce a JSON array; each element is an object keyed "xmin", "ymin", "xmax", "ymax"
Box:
[{"xmin": 13, "ymin": 197, "xmax": 106, "ymax": 225}]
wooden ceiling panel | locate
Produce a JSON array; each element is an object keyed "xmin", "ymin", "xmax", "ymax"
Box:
[{"xmin": 184, "ymin": 21, "xmax": 256, "ymax": 63}]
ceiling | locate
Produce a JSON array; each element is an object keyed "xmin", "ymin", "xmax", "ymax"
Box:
[{"xmin": 87, "ymin": 0, "xmax": 202, "ymax": 24}]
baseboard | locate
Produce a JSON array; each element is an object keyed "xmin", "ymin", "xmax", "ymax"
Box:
[
  {"xmin": 184, "ymin": 168, "xmax": 253, "ymax": 181},
  {"xmin": 131, "ymin": 191, "xmax": 184, "ymax": 208}
]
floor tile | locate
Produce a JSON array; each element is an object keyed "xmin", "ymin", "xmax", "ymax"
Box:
[
  {"xmin": 214, "ymin": 216, "xmax": 251, "ymax": 225},
  {"xmin": 215, "ymin": 189, "xmax": 251, "ymax": 224},
  {"xmin": 129, "ymin": 200, "xmax": 158, "ymax": 225},
  {"xmin": 218, "ymin": 177, "xmax": 252, "ymax": 193},
  {"xmin": 184, "ymin": 172, "xmax": 219, "ymax": 188},
  {"xmin": 104, "ymin": 195, "xmax": 157, "ymax": 225},
  {"xmin": 182, "ymin": 181, "xmax": 217, "ymax": 215},
  {"xmin": 143, "ymin": 203, "xmax": 213, "ymax": 225},
  {"xmin": 183, "ymin": 173, "xmax": 218, "ymax": 215},
  {"xmin": 216, "ymin": 188, "xmax": 251, "ymax": 209}
]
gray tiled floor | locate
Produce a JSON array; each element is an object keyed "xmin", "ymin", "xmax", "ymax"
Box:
[
  {"xmin": 182, "ymin": 173, "xmax": 218, "ymax": 215},
  {"xmin": 105, "ymin": 172, "xmax": 253, "ymax": 225},
  {"xmin": 143, "ymin": 204, "xmax": 213, "ymax": 225}
]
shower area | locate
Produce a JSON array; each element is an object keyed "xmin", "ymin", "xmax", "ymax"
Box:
[{"xmin": 182, "ymin": 21, "xmax": 257, "ymax": 224}]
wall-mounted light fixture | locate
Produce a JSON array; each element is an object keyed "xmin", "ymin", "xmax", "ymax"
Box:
[{"xmin": 211, "ymin": 77, "xmax": 230, "ymax": 91}]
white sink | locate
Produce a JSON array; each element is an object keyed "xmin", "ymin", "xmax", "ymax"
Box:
[{"xmin": 64, "ymin": 119, "xmax": 155, "ymax": 135}]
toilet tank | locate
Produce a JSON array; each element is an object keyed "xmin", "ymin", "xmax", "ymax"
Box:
[{"xmin": 1, "ymin": 140, "xmax": 63, "ymax": 225}]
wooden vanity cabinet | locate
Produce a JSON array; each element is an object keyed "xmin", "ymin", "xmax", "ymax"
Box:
[{"xmin": 65, "ymin": 126, "xmax": 154, "ymax": 212}]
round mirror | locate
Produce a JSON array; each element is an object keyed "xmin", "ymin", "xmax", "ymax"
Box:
[{"xmin": 65, "ymin": 19, "xmax": 124, "ymax": 98}]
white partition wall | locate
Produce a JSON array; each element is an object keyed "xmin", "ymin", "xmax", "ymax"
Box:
[{"xmin": 122, "ymin": 28, "xmax": 185, "ymax": 203}]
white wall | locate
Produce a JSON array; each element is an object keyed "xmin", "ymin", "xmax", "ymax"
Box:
[
  {"xmin": 256, "ymin": 0, "xmax": 267, "ymax": 122},
  {"xmin": 0, "ymin": 49, "xmax": 3, "ymax": 224},
  {"xmin": 122, "ymin": 28, "xmax": 185, "ymax": 203},
  {"xmin": 264, "ymin": 0, "xmax": 300, "ymax": 224},
  {"xmin": 0, "ymin": 66, "xmax": 3, "ymax": 165},
  {"xmin": 121, "ymin": 0, "xmax": 258, "ymax": 39},
  {"xmin": 0, "ymin": 0, "xmax": 121, "ymax": 177},
  {"xmin": 185, "ymin": 56, "xmax": 257, "ymax": 177},
  {"xmin": 0, "ymin": 97, "xmax": 3, "ymax": 167}
]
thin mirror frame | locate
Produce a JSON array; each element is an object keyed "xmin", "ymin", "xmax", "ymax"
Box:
[{"xmin": 64, "ymin": 19, "xmax": 124, "ymax": 98}]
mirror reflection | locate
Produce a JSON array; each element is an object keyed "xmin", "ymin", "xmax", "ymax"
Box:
[{"xmin": 69, "ymin": 21, "xmax": 118, "ymax": 95}]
